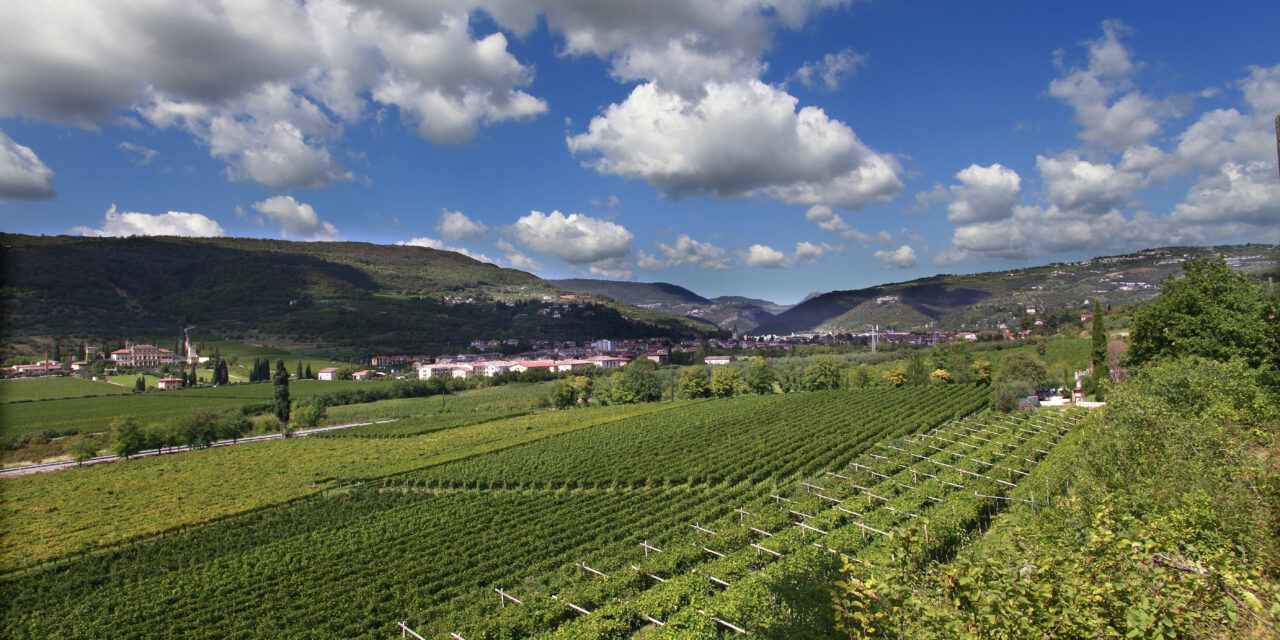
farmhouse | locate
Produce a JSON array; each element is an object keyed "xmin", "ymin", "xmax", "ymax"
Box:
[
  {"xmin": 316, "ymin": 367, "xmax": 339, "ymax": 381},
  {"xmin": 704, "ymin": 355, "xmax": 735, "ymax": 366},
  {"xmin": 157, "ymin": 377, "xmax": 184, "ymax": 390}
]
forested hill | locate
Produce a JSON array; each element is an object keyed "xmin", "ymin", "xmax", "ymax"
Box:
[
  {"xmin": 549, "ymin": 279, "xmax": 710, "ymax": 306},
  {"xmin": 550, "ymin": 278, "xmax": 790, "ymax": 332},
  {"xmin": 0, "ymin": 234, "xmax": 718, "ymax": 357},
  {"xmin": 753, "ymin": 244, "xmax": 1280, "ymax": 335}
]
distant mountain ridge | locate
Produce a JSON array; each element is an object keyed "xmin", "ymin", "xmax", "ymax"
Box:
[
  {"xmin": 754, "ymin": 244, "xmax": 1280, "ymax": 335},
  {"xmin": 550, "ymin": 279, "xmax": 790, "ymax": 332},
  {"xmin": 0, "ymin": 234, "xmax": 719, "ymax": 357}
]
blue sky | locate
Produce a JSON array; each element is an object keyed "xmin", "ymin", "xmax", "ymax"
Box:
[{"xmin": 1, "ymin": 1, "xmax": 1277, "ymax": 304}]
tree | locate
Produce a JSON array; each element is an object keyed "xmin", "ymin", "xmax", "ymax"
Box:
[
  {"xmin": 710, "ymin": 366, "xmax": 742, "ymax": 397},
  {"xmin": 549, "ymin": 380, "xmax": 576, "ymax": 409},
  {"xmin": 134, "ymin": 376, "xmax": 145, "ymax": 392},
  {"xmin": 882, "ymin": 365, "xmax": 907, "ymax": 387},
  {"xmin": 273, "ymin": 359, "xmax": 291, "ymax": 432},
  {"xmin": 296, "ymin": 361, "xmax": 303, "ymax": 380},
  {"xmin": 304, "ymin": 363, "xmax": 313, "ymax": 379},
  {"xmin": 995, "ymin": 351, "xmax": 1051, "ymax": 386},
  {"xmin": 929, "ymin": 369, "xmax": 952, "ymax": 384},
  {"xmin": 679, "ymin": 366, "xmax": 711, "ymax": 399},
  {"xmin": 1128, "ymin": 254, "xmax": 1279, "ymax": 373},
  {"xmin": 611, "ymin": 358, "xmax": 662, "ymax": 404},
  {"xmin": 746, "ymin": 357, "xmax": 775, "ymax": 394},
  {"xmin": 906, "ymin": 352, "xmax": 929, "ymax": 386},
  {"xmin": 70, "ymin": 435, "xmax": 98, "ymax": 465},
  {"xmin": 222, "ymin": 415, "xmax": 252, "ymax": 443},
  {"xmin": 568, "ymin": 376, "xmax": 593, "ymax": 405},
  {"xmin": 292, "ymin": 401, "xmax": 326, "ymax": 428},
  {"xmin": 1091, "ymin": 301, "xmax": 1109, "ymax": 383},
  {"xmin": 53, "ymin": 341, "xmax": 62, "ymax": 363},
  {"xmin": 851, "ymin": 365, "xmax": 874, "ymax": 389},
  {"xmin": 804, "ymin": 357, "xmax": 843, "ymax": 390},
  {"xmin": 1036, "ymin": 339, "xmax": 1047, "ymax": 357},
  {"xmin": 778, "ymin": 365, "xmax": 805, "ymax": 393},
  {"xmin": 971, "ymin": 359, "xmax": 992, "ymax": 386},
  {"xmin": 110, "ymin": 416, "xmax": 145, "ymax": 459}
]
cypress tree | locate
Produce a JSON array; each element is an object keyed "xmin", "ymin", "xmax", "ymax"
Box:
[
  {"xmin": 273, "ymin": 360, "xmax": 291, "ymax": 432},
  {"xmin": 305, "ymin": 363, "xmax": 312, "ymax": 379},
  {"xmin": 1091, "ymin": 301, "xmax": 1109, "ymax": 384},
  {"xmin": 296, "ymin": 361, "xmax": 303, "ymax": 380}
]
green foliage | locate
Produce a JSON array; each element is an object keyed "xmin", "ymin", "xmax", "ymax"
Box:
[
  {"xmin": 746, "ymin": 356, "xmax": 776, "ymax": 394},
  {"xmin": 992, "ymin": 380, "xmax": 1034, "ymax": 412},
  {"xmin": 994, "ymin": 351, "xmax": 1050, "ymax": 386},
  {"xmin": 272, "ymin": 360, "xmax": 290, "ymax": 429},
  {"xmin": 803, "ymin": 356, "xmax": 843, "ymax": 390},
  {"xmin": 69, "ymin": 435, "xmax": 98, "ymax": 465},
  {"xmin": 928, "ymin": 368, "xmax": 951, "ymax": 384},
  {"xmin": 611, "ymin": 358, "xmax": 662, "ymax": 404},
  {"xmin": 134, "ymin": 376, "xmax": 145, "ymax": 392},
  {"xmin": 678, "ymin": 365, "xmax": 711, "ymax": 399},
  {"xmin": 882, "ymin": 365, "xmax": 907, "ymax": 387},
  {"xmin": 1128, "ymin": 254, "xmax": 1280, "ymax": 373},
  {"xmin": 710, "ymin": 366, "xmax": 742, "ymax": 397},
  {"xmin": 109, "ymin": 415, "xmax": 144, "ymax": 459}
]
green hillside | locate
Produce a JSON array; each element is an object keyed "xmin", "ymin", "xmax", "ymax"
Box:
[
  {"xmin": 0, "ymin": 234, "xmax": 717, "ymax": 358},
  {"xmin": 551, "ymin": 279, "xmax": 788, "ymax": 332},
  {"xmin": 755, "ymin": 244, "xmax": 1280, "ymax": 334}
]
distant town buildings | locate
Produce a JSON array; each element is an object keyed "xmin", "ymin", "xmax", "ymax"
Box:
[{"xmin": 110, "ymin": 342, "xmax": 184, "ymax": 368}]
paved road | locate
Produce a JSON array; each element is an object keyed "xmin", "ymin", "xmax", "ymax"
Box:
[{"xmin": 0, "ymin": 418, "xmax": 399, "ymax": 477}]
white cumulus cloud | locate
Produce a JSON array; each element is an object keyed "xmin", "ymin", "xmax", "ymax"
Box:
[
  {"xmin": 251, "ymin": 195, "xmax": 339, "ymax": 241},
  {"xmin": 639, "ymin": 234, "xmax": 733, "ymax": 271},
  {"xmin": 872, "ymin": 245, "xmax": 917, "ymax": 270},
  {"xmin": 437, "ymin": 209, "xmax": 488, "ymax": 241},
  {"xmin": 744, "ymin": 244, "xmax": 787, "ymax": 268},
  {"xmin": 946, "ymin": 163, "xmax": 1021, "ymax": 224},
  {"xmin": 510, "ymin": 210, "xmax": 633, "ymax": 264},
  {"xmin": 568, "ymin": 79, "xmax": 902, "ymax": 209},
  {"xmin": 71, "ymin": 204, "xmax": 224, "ymax": 237},
  {"xmin": 0, "ymin": 129, "xmax": 55, "ymax": 202}
]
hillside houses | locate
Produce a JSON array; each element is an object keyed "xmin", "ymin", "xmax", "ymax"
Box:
[{"xmin": 418, "ymin": 355, "xmax": 628, "ymax": 380}]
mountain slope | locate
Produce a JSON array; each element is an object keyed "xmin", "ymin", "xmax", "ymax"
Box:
[
  {"xmin": 755, "ymin": 244, "xmax": 1280, "ymax": 334},
  {"xmin": 550, "ymin": 279, "xmax": 789, "ymax": 332},
  {"xmin": 1, "ymin": 234, "xmax": 718, "ymax": 356},
  {"xmin": 549, "ymin": 279, "xmax": 710, "ymax": 306}
]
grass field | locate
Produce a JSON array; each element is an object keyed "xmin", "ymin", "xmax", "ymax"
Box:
[
  {"xmin": 0, "ymin": 400, "xmax": 688, "ymax": 569},
  {"xmin": 195, "ymin": 338, "xmax": 348, "ymax": 379},
  {"xmin": 0, "ymin": 376, "xmax": 122, "ymax": 402},
  {"xmin": 0, "ymin": 378, "xmax": 401, "ymax": 440}
]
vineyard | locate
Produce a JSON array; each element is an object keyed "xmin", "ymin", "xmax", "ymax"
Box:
[
  {"xmin": 1, "ymin": 386, "xmax": 1017, "ymax": 638},
  {"xmin": 0, "ymin": 378, "xmax": 401, "ymax": 440}
]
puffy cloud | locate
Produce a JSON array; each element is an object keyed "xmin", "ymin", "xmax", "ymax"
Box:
[
  {"xmin": 586, "ymin": 256, "xmax": 635, "ymax": 280},
  {"xmin": 486, "ymin": 0, "xmax": 827, "ymax": 97},
  {"xmin": 791, "ymin": 240, "xmax": 840, "ymax": 265},
  {"xmin": 744, "ymin": 244, "xmax": 787, "ymax": 268},
  {"xmin": 872, "ymin": 245, "xmax": 917, "ymax": 270},
  {"xmin": 805, "ymin": 205, "xmax": 871, "ymax": 243},
  {"xmin": 568, "ymin": 79, "xmax": 902, "ymax": 209},
  {"xmin": 1047, "ymin": 20, "xmax": 1170, "ymax": 149},
  {"xmin": 640, "ymin": 234, "xmax": 733, "ymax": 271},
  {"xmin": 71, "ymin": 204, "xmax": 224, "ymax": 237},
  {"xmin": 1170, "ymin": 161, "xmax": 1280, "ymax": 228},
  {"xmin": 251, "ymin": 195, "xmax": 339, "ymax": 240},
  {"xmin": 396, "ymin": 236, "xmax": 495, "ymax": 264},
  {"xmin": 510, "ymin": 210, "xmax": 633, "ymax": 264},
  {"xmin": 1036, "ymin": 152, "xmax": 1141, "ymax": 215},
  {"xmin": 0, "ymin": 129, "xmax": 55, "ymax": 202},
  {"xmin": 946, "ymin": 163, "xmax": 1021, "ymax": 224},
  {"xmin": 793, "ymin": 48, "xmax": 867, "ymax": 91},
  {"xmin": 495, "ymin": 239, "xmax": 545, "ymax": 272},
  {"xmin": 0, "ymin": 1, "xmax": 547, "ymax": 188},
  {"xmin": 437, "ymin": 209, "xmax": 487, "ymax": 241}
]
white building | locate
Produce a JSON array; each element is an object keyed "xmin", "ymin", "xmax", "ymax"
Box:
[
  {"xmin": 704, "ymin": 355, "xmax": 734, "ymax": 366},
  {"xmin": 110, "ymin": 343, "xmax": 184, "ymax": 368},
  {"xmin": 317, "ymin": 367, "xmax": 339, "ymax": 381}
]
